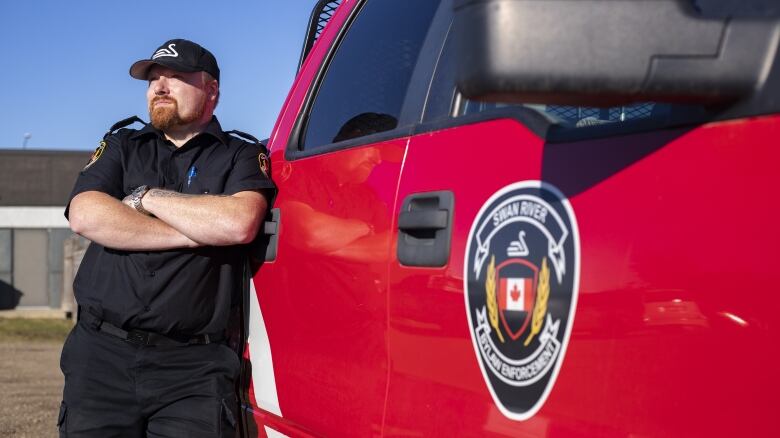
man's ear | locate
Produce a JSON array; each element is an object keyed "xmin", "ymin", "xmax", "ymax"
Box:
[{"xmin": 208, "ymin": 81, "xmax": 219, "ymax": 101}]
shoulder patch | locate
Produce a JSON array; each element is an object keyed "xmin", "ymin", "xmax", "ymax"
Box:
[
  {"xmin": 84, "ymin": 140, "xmax": 107, "ymax": 170},
  {"xmin": 464, "ymin": 180, "xmax": 580, "ymax": 421},
  {"xmin": 258, "ymin": 152, "xmax": 270, "ymax": 178}
]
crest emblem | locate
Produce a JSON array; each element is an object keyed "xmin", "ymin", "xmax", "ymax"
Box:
[
  {"xmin": 495, "ymin": 258, "xmax": 538, "ymax": 341},
  {"xmin": 84, "ymin": 140, "xmax": 106, "ymax": 170},
  {"xmin": 258, "ymin": 152, "xmax": 270, "ymax": 177},
  {"xmin": 465, "ymin": 181, "xmax": 579, "ymax": 421}
]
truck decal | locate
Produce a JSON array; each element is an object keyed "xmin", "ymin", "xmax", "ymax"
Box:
[{"xmin": 465, "ymin": 180, "xmax": 580, "ymax": 421}]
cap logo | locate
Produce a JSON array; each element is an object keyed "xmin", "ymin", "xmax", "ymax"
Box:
[{"xmin": 152, "ymin": 43, "xmax": 179, "ymax": 59}]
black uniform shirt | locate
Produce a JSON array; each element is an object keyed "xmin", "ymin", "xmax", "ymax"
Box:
[{"xmin": 66, "ymin": 117, "xmax": 274, "ymax": 336}]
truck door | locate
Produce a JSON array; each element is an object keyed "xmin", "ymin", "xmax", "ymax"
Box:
[
  {"xmin": 383, "ymin": 5, "xmax": 779, "ymax": 437},
  {"xmin": 244, "ymin": 1, "xmax": 441, "ymax": 436}
]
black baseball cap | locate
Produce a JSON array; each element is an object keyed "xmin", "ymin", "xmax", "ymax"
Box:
[{"xmin": 129, "ymin": 38, "xmax": 220, "ymax": 81}]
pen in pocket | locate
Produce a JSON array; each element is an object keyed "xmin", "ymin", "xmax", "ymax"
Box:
[{"xmin": 187, "ymin": 166, "xmax": 197, "ymax": 187}]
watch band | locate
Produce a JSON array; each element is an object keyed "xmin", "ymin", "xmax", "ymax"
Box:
[{"xmin": 131, "ymin": 185, "xmax": 150, "ymax": 215}]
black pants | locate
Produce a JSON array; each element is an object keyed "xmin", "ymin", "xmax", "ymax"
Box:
[{"xmin": 58, "ymin": 321, "xmax": 239, "ymax": 437}]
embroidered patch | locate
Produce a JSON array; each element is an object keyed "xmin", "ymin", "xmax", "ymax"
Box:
[
  {"xmin": 84, "ymin": 141, "xmax": 107, "ymax": 170},
  {"xmin": 464, "ymin": 180, "xmax": 580, "ymax": 421},
  {"xmin": 258, "ymin": 152, "xmax": 270, "ymax": 177}
]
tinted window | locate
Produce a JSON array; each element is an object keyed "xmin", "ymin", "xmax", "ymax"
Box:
[
  {"xmin": 301, "ymin": 0, "xmax": 441, "ymax": 150},
  {"xmin": 692, "ymin": 0, "xmax": 780, "ymax": 17},
  {"xmin": 459, "ymin": 100, "xmax": 668, "ymax": 128}
]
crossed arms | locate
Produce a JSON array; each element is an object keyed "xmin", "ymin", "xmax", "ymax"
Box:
[{"xmin": 68, "ymin": 189, "xmax": 267, "ymax": 251}]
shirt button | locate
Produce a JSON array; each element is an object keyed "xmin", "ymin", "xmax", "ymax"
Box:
[
  {"xmin": 149, "ymin": 271, "xmax": 156, "ymax": 277},
  {"xmin": 143, "ymin": 306, "xmax": 151, "ymax": 312}
]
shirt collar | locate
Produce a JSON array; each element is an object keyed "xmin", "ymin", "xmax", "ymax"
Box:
[{"xmin": 129, "ymin": 116, "xmax": 231, "ymax": 146}]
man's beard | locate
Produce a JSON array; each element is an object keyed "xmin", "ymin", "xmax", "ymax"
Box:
[{"xmin": 148, "ymin": 96, "xmax": 205, "ymax": 131}]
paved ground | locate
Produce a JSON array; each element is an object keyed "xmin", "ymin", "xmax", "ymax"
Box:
[{"xmin": 0, "ymin": 341, "xmax": 64, "ymax": 438}]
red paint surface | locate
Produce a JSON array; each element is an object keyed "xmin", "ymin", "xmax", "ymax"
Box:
[
  {"xmin": 381, "ymin": 116, "xmax": 780, "ymax": 437},
  {"xmin": 245, "ymin": 0, "xmax": 779, "ymax": 435}
]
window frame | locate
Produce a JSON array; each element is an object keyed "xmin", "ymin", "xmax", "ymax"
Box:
[{"xmin": 285, "ymin": 0, "xmax": 450, "ymax": 160}]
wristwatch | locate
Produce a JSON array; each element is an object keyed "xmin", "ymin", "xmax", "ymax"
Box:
[{"xmin": 130, "ymin": 185, "xmax": 150, "ymax": 215}]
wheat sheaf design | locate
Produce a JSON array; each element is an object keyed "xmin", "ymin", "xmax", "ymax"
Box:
[
  {"xmin": 525, "ymin": 257, "xmax": 550, "ymax": 346},
  {"xmin": 485, "ymin": 255, "xmax": 505, "ymax": 343}
]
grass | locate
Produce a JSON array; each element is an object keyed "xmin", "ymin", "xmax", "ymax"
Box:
[{"xmin": 0, "ymin": 318, "xmax": 73, "ymax": 342}]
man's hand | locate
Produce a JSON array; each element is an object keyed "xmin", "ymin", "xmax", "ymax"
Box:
[
  {"xmin": 122, "ymin": 188, "xmax": 154, "ymax": 215},
  {"xmin": 140, "ymin": 188, "xmax": 268, "ymax": 246},
  {"xmin": 69, "ymin": 191, "xmax": 200, "ymax": 251},
  {"xmin": 71, "ymin": 187, "xmax": 267, "ymax": 249},
  {"xmin": 121, "ymin": 194, "xmax": 134, "ymax": 209}
]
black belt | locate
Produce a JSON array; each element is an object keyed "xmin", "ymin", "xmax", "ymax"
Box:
[{"xmin": 80, "ymin": 311, "xmax": 223, "ymax": 347}]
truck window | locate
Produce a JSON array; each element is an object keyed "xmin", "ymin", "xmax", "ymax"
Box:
[
  {"xmin": 691, "ymin": 0, "xmax": 780, "ymax": 17},
  {"xmin": 458, "ymin": 100, "xmax": 665, "ymax": 127},
  {"xmin": 300, "ymin": 0, "xmax": 440, "ymax": 151}
]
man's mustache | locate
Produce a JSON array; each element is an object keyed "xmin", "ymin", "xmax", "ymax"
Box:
[{"xmin": 151, "ymin": 96, "xmax": 177, "ymax": 105}]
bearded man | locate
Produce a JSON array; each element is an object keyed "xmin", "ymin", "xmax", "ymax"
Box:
[{"xmin": 59, "ymin": 39, "xmax": 273, "ymax": 437}]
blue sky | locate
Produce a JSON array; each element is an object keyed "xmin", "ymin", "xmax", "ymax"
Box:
[{"xmin": 0, "ymin": 1, "xmax": 315, "ymax": 150}]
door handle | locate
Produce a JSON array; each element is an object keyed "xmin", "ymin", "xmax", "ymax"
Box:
[
  {"xmin": 398, "ymin": 210, "xmax": 448, "ymax": 231},
  {"xmin": 397, "ymin": 191, "xmax": 454, "ymax": 267}
]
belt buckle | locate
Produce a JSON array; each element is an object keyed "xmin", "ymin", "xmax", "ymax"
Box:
[
  {"xmin": 187, "ymin": 334, "xmax": 210, "ymax": 345},
  {"xmin": 126, "ymin": 330, "xmax": 149, "ymax": 346}
]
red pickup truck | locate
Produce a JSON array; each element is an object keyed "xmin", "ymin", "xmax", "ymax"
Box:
[{"xmin": 238, "ymin": 0, "xmax": 780, "ymax": 436}]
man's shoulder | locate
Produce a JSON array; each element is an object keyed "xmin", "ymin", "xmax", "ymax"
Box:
[
  {"xmin": 224, "ymin": 130, "xmax": 268, "ymax": 151},
  {"xmin": 221, "ymin": 129, "xmax": 272, "ymax": 179},
  {"xmin": 103, "ymin": 116, "xmax": 149, "ymax": 143},
  {"xmin": 224, "ymin": 129, "xmax": 261, "ymax": 144}
]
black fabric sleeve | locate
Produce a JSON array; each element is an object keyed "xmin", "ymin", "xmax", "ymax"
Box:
[
  {"xmin": 64, "ymin": 134, "xmax": 125, "ymax": 219},
  {"xmin": 223, "ymin": 142, "xmax": 276, "ymax": 196}
]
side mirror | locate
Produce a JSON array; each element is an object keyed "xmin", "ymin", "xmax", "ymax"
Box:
[{"xmin": 454, "ymin": 0, "xmax": 780, "ymax": 106}]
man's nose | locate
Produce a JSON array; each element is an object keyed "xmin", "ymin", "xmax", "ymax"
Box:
[{"xmin": 153, "ymin": 77, "xmax": 169, "ymax": 95}]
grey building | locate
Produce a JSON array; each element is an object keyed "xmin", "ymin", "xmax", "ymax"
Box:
[{"xmin": 0, "ymin": 149, "xmax": 91, "ymax": 310}]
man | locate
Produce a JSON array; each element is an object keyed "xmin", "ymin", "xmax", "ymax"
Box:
[{"xmin": 59, "ymin": 38, "xmax": 273, "ymax": 437}]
